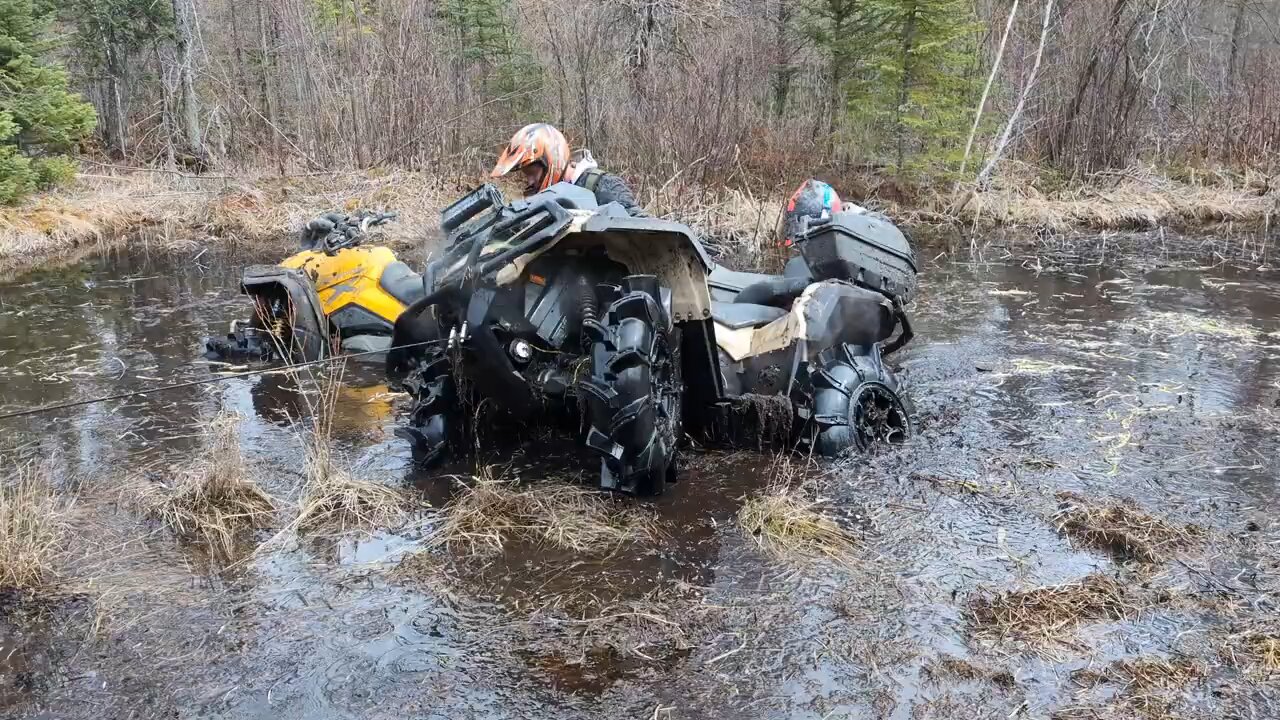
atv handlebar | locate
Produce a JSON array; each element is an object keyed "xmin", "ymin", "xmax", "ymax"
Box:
[{"xmin": 301, "ymin": 209, "xmax": 399, "ymax": 254}]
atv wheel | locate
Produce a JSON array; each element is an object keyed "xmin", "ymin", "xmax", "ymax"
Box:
[
  {"xmin": 395, "ymin": 350, "xmax": 463, "ymax": 466},
  {"xmin": 580, "ymin": 276, "xmax": 682, "ymax": 496},
  {"xmin": 809, "ymin": 344, "xmax": 911, "ymax": 455}
]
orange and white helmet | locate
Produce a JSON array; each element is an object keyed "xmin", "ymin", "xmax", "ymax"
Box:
[{"xmin": 491, "ymin": 123, "xmax": 570, "ymax": 195}]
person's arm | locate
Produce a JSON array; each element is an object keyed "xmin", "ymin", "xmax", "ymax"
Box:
[{"xmin": 594, "ymin": 174, "xmax": 649, "ymax": 217}]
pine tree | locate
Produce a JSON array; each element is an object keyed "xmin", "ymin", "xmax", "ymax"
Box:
[
  {"xmin": 868, "ymin": 0, "xmax": 982, "ymax": 175},
  {"xmin": 439, "ymin": 0, "xmax": 542, "ymax": 115},
  {"xmin": 0, "ymin": 0, "xmax": 97, "ymax": 204}
]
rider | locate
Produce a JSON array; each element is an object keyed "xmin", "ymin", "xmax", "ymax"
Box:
[{"xmin": 491, "ymin": 123, "xmax": 647, "ymax": 216}]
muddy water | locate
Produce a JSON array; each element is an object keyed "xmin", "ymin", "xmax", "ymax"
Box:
[{"xmin": 1, "ymin": 242, "xmax": 1278, "ymax": 719}]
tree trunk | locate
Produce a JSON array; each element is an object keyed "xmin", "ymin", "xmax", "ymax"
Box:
[
  {"xmin": 1224, "ymin": 0, "xmax": 1250, "ymax": 161},
  {"xmin": 172, "ymin": 0, "xmax": 203, "ymax": 154},
  {"xmin": 771, "ymin": 0, "xmax": 794, "ymax": 121},
  {"xmin": 1052, "ymin": 0, "xmax": 1129, "ymax": 165},
  {"xmin": 895, "ymin": 4, "xmax": 919, "ymax": 171},
  {"xmin": 256, "ymin": 1, "xmax": 283, "ymax": 169},
  {"xmin": 979, "ymin": 0, "xmax": 1056, "ymax": 186},
  {"xmin": 961, "ymin": 0, "xmax": 1019, "ymax": 175}
]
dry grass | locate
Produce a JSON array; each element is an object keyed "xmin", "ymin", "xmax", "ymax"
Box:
[
  {"xmin": 125, "ymin": 413, "xmax": 275, "ymax": 560},
  {"xmin": 0, "ymin": 168, "xmax": 458, "ymax": 277},
  {"xmin": 1065, "ymin": 657, "xmax": 1205, "ymax": 720},
  {"xmin": 1103, "ymin": 658, "xmax": 1203, "ymax": 691},
  {"xmin": 943, "ymin": 166, "xmax": 1278, "ymax": 233},
  {"xmin": 431, "ymin": 467, "xmax": 660, "ymax": 555},
  {"xmin": 925, "ymin": 656, "xmax": 1017, "ymax": 688},
  {"xmin": 0, "ymin": 461, "xmax": 73, "ymax": 590},
  {"xmin": 970, "ymin": 574, "xmax": 1138, "ymax": 644},
  {"xmin": 738, "ymin": 460, "xmax": 859, "ymax": 568},
  {"xmin": 1221, "ymin": 626, "xmax": 1280, "ymax": 680},
  {"xmin": 7, "ymin": 162, "xmax": 1270, "ymax": 279},
  {"xmin": 294, "ymin": 463, "xmax": 411, "ymax": 535},
  {"xmin": 291, "ymin": 377, "xmax": 413, "ymax": 535},
  {"xmin": 1054, "ymin": 492, "xmax": 1204, "ymax": 563}
]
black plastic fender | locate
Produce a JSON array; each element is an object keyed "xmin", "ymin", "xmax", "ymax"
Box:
[{"xmin": 240, "ymin": 265, "xmax": 330, "ymax": 362}]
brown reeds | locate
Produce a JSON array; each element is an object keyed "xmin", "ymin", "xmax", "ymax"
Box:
[
  {"xmin": 0, "ymin": 461, "xmax": 72, "ymax": 590},
  {"xmin": 430, "ymin": 467, "xmax": 660, "ymax": 555},
  {"xmin": 970, "ymin": 574, "xmax": 1138, "ymax": 644},
  {"xmin": 1053, "ymin": 492, "xmax": 1204, "ymax": 563},
  {"xmin": 290, "ymin": 369, "xmax": 413, "ymax": 535},
  {"xmin": 125, "ymin": 412, "xmax": 275, "ymax": 560}
]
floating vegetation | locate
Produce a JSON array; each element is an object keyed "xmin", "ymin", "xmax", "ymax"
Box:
[
  {"xmin": 430, "ymin": 467, "xmax": 660, "ymax": 556},
  {"xmin": 1008, "ymin": 358, "xmax": 1093, "ymax": 375},
  {"xmin": 1221, "ymin": 626, "xmax": 1280, "ymax": 680},
  {"xmin": 1053, "ymin": 492, "xmax": 1203, "ymax": 563},
  {"xmin": 1123, "ymin": 310, "xmax": 1259, "ymax": 343},
  {"xmin": 738, "ymin": 461, "xmax": 859, "ymax": 569},
  {"xmin": 970, "ymin": 574, "xmax": 1137, "ymax": 644}
]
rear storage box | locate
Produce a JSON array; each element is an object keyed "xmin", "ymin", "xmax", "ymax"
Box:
[{"xmin": 799, "ymin": 212, "xmax": 918, "ymax": 303}]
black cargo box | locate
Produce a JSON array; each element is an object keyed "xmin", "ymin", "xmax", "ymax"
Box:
[{"xmin": 798, "ymin": 211, "xmax": 918, "ymax": 303}]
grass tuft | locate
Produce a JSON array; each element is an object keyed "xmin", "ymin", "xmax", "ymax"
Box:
[
  {"xmin": 126, "ymin": 412, "xmax": 275, "ymax": 560},
  {"xmin": 1053, "ymin": 492, "xmax": 1203, "ymax": 563},
  {"xmin": 1221, "ymin": 627, "xmax": 1280, "ymax": 679},
  {"xmin": 0, "ymin": 461, "xmax": 72, "ymax": 590},
  {"xmin": 432, "ymin": 468, "xmax": 659, "ymax": 555},
  {"xmin": 738, "ymin": 460, "xmax": 858, "ymax": 568},
  {"xmin": 970, "ymin": 574, "xmax": 1137, "ymax": 644}
]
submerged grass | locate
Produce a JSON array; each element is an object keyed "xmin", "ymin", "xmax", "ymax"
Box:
[
  {"xmin": 431, "ymin": 467, "xmax": 660, "ymax": 555},
  {"xmin": 291, "ymin": 371, "xmax": 413, "ymax": 535},
  {"xmin": 0, "ymin": 461, "xmax": 72, "ymax": 591},
  {"xmin": 737, "ymin": 458, "xmax": 859, "ymax": 568},
  {"xmin": 125, "ymin": 413, "xmax": 275, "ymax": 561},
  {"xmin": 1053, "ymin": 492, "xmax": 1204, "ymax": 563},
  {"xmin": 1221, "ymin": 625, "xmax": 1280, "ymax": 680},
  {"xmin": 969, "ymin": 574, "xmax": 1138, "ymax": 644}
]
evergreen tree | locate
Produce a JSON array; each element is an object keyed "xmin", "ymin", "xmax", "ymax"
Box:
[
  {"xmin": 868, "ymin": 0, "xmax": 982, "ymax": 174},
  {"xmin": 804, "ymin": 0, "xmax": 980, "ymax": 174},
  {"xmin": 439, "ymin": 0, "xmax": 542, "ymax": 115},
  {"xmin": 0, "ymin": 0, "xmax": 97, "ymax": 204}
]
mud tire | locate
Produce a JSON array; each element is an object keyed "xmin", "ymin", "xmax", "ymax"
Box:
[
  {"xmin": 395, "ymin": 350, "xmax": 463, "ymax": 466},
  {"xmin": 580, "ymin": 276, "xmax": 682, "ymax": 496},
  {"xmin": 808, "ymin": 344, "xmax": 911, "ymax": 455}
]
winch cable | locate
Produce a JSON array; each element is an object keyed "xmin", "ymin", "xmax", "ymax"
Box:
[{"xmin": 0, "ymin": 340, "xmax": 443, "ymax": 422}]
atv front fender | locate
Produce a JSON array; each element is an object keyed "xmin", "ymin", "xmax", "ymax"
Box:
[{"xmin": 241, "ymin": 265, "xmax": 330, "ymax": 362}]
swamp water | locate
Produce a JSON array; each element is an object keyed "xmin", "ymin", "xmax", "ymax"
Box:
[{"xmin": 0, "ymin": 241, "xmax": 1277, "ymax": 719}]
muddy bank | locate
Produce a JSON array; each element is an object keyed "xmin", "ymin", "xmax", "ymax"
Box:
[
  {"xmin": 1, "ymin": 242, "xmax": 1279, "ymax": 719},
  {"xmin": 3, "ymin": 165, "xmax": 1276, "ymax": 277}
]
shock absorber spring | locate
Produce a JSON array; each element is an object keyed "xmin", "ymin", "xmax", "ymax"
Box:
[{"xmin": 578, "ymin": 276, "xmax": 597, "ymax": 350}]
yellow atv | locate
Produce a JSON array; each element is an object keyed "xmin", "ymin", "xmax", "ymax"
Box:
[{"xmin": 206, "ymin": 210, "xmax": 427, "ymax": 363}]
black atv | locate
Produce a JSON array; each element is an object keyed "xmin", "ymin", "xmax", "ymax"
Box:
[
  {"xmin": 391, "ymin": 184, "xmax": 917, "ymax": 495},
  {"xmin": 706, "ymin": 210, "xmax": 917, "ymax": 454}
]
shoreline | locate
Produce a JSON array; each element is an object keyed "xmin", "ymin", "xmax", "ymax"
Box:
[{"xmin": 1, "ymin": 167, "xmax": 1275, "ymax": 277}]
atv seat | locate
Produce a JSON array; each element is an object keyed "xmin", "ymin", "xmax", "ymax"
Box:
[
  {"xmin": 380, "ymin": 261, "xmax": 427, "ymax": 306},
  {"xmin": 710, "ymin": 301, "xmax": 787, "ymax": 330},
  {"xmin": 708, "ymin": 265, "xmax": 780, "ymax": 295}
]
